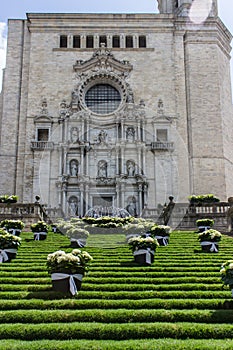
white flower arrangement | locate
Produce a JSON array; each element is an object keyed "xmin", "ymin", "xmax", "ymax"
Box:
[{"xmin": 47, "ymin": 249, "xmax": 93, "ymax": 275}]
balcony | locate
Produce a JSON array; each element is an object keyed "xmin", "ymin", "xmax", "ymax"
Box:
[
  {"xmin": 151, "ymin": 141, "xmax": 174, "ymax": 151},
  {"xmin": 31, "ymin": 141, "xmax": 54, "ymax": 151}
]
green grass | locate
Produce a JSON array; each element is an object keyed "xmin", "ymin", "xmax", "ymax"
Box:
[{"xmin": 0, "ymin": 230, "xmax": 232, "ymax": 348}]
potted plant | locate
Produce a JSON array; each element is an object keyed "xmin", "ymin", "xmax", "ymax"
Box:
[
  {"xmin": 149, "ymin": 224, "xmax": 171, "ymax": 246},
  {"xmin": 6, "ymin": 195, "xmax": 18, "ymax": 203},
  {"xmin": 47, "ymin": 249, "xmax": 93, "ymax": 295},
  {"xmin": 66, "ymin": 227, "xmax": 89, "ymax": 247},
  {"xmin": 0, "ymin": 195, "xmax": 18, "ymax": 204},
  {"xmin": 128, "ymin": 235, "xmax": 159, "ymax": 265},
  {"xmin": 31, "ymin": 221, "xmax": 49, "ymax": 240},
  {"xmin": 198, "ymin": 229, "xmax": 222, "ymax": 252},
  {"xmin": 196, "ymin": 219, "xmax": 214, "ymax": 232},
  {"xmin": 0, "ymin": 219, "xmax": 25, "ymax": 236},
  {"xmin": 124, "ymin": 219, "xmax": 155, "ymax": 242},
  {"xmin": 220, "ymin": 259, "xmax": 233, "ymax": 298},
  {"xmin": 0, "ymin": 228, "xmax": 21, "ymax": 262},
  {"xmin": 188, "ymin": 194, "xmax": 220, "ymax": 205}
]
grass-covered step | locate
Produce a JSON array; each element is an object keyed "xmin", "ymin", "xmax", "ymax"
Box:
[
  {"xmin": 0, "ymin": 298, "xmax": 230, "ymax": 311},
  {"xmin": 0, "ymin": 229, "xmax": 232, "ymax": 348},
  {"xmin": 0, "ymin": 322, "xmax": 233, "ymax": 340},
  {"xmin": 1, "ymin": 308, "xmax": 233, "ymax": 324},
  {"xmin": 1, "ymin": 339, "xmax": 233, "ymax": 350}
]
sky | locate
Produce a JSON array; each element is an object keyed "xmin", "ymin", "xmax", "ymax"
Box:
[{"xmin": 0, "ymin": 0, "xmax": 233, "ymax": 91}]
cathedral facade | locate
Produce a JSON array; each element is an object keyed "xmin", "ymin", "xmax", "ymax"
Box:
[{"xmin": 0, "ymin": 0, "xmax": 233, "ymax": 217}]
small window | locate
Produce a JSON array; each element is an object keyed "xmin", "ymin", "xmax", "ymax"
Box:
[
  {"xmin": 156, "ymin": 129, "xmax": 168, "ymax": 142},
  {"xmin": 126, "ymin": 36, "xmax": 133, "ymax": 48},
  {"xmin": 37, "ymin": 129, "xmax": 49, "ymax": 141},
  {"xmin": 139, "ymin": 35, "xmax": 146, "ymax": 48},
  {"xmin": 73, "ymin": 35, "xmax": 80, "ymax": 48},
  {"xmin": 99, "ymin": 35, "xmax": 107, "ymax": 47},
  {"xmin": 86, "ymin": 35, "xmax": 94, "ymax": 48},
  {"xmin": 60, "ymin": 35, "xmax": 67, "ymax": 48},
  {"xmin": 112, "ymin": 36, "xmax": 120, "ymax": 48}
]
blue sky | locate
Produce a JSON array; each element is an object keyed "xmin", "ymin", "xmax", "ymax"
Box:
[{"xmin": 0, "ymin": 0, "xmax": 233, "ymax": 91}]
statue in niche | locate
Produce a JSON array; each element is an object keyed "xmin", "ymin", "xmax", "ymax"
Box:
[
  {"xmin": 158, "ymin": 99, "xmax": 164, "ymax": 114},
  {"xmin": 98, "ymin": 130, "xmax": 107, "ymax": 144},
  {"xmin": 71, "ymin": 87, "xmax": 80, "ymax": 106},
  {"xmin": 69, "ymin": 196, "xmax": 78, "ymax": 216},
  {"xmin": 127, "ymin": 87, "xmax": 134, "ymax": 103},
  {"xmin": 70, "ymin": 159, "xmax": 79, "ymax": 177},
  {"xmin": 70, "ymin": 127, "xmax": 79, "ymax": 143},
  {"xmin": 126, "ymin": 127, "xmax": 135, "ymax": 142},
  {"xmin": 126, "ymin": 196, "xmax": 137, "ymax": 217},
  {"xmin": 139, "ymin": 99, "xmax": 145, "ymax": 107},
  {"xmin": 127, "ymin": 160, "xmax": 135, "ymax": 177},
  {"xmin": 97, "ymin": 160, "xmax": 107, "ymax": 178}
]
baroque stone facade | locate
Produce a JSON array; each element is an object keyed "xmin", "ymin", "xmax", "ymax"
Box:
[{"xmin": 0, "ymin": 0, "xmax": 233, "ymax": 217}]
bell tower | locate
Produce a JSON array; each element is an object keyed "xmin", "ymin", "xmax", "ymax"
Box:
[
  {"xmin": 157, "ymin": 0, "xmax": 174, "ymax": 14},
  {"xmin": 157, "ymin": 0, "xmax": 218, "ymax": 17}
]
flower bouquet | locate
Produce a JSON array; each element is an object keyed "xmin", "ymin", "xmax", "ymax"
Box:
[
  {"xmin": 31, "ymin": 221, "xmax": 49, "ymax": 240},
  {"xmin": 47, "ymin": 249, "xmax": 93, "ymax": 295},
  {"xmin": 149, "ymin": 224, "xmax": 171, "ymax": 246},
  {"xmin": 196, "ymin": 219, "xmax": 214, "ymax": 233},
  {"xmin": 220, "ymin": 259, "xmax": 233, "ymax": 298},
  {"xmin": 0, "ymin": 228, "xmax": 21, "ymax": 262},
  {"xmin": 124, "ymin": 218, "xmax": 155, "ymax": 242},
  {"xmin": 0, "ymin": 219, "xmax": 25, "ymax": 236},
  {"xmin": 198, "ymin": 229, "xmax": 221, "ymax": 252},
  {"xmin": 66, "ymin": 227, "xmax": 89, "ymax": 248},
  {"xmin": 128, "ymin": 235, "xmax": 159, "ymax": 265}
]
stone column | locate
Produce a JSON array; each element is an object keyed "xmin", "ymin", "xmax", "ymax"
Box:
[{"xmin": 138, "ymin": 184, "xmax": 143, "ymax": 215}]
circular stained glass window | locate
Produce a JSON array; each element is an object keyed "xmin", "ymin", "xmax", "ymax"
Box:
[{"xmin": 85, "ymin": 84, "xmax": 121, "ymax": 114}]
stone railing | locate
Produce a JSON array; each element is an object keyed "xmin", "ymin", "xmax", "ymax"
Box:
[
  {"xmin": 151, "ymin": 141, "xmax": 174, "ymax": 151},
  {"xmin": 0, "ymin": 203, "xmax": 49, "ymax": 227},
  {"xmin": 142, "ymin": 202, "xmax": 232, "ymax": 232},
  {"xmin": 31, "ymin": 141, "xmax": 54, "ymax": 150}
]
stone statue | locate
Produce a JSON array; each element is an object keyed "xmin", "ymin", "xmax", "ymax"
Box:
[
  {"xmin": 126, "ymin": 197, "xmax": 137, "ymax": 217},
  {"xmin": 127, "ymin": 160, "xmax": 135, "ymax": 177},
  {"xmin": 70, "ymin": 160, "xmax": 78, "ymax": 176},
  {"xmin": 70, "ymin": 127, "xmax": 79, "ymax": 143},
  {"xmin": 97, "ymin": 160, "xmax": 107, "ymax": 178},
  {"xmin": 126, "ymin": 127, "xmax": 135, "ymax": 142},
  {"xmin": 98, "ymin": 130, "xmax": 107, "ymax": 144},
  {"xmin": 69, "ymin": 196, "xmax": 78, "ymax": 216}
]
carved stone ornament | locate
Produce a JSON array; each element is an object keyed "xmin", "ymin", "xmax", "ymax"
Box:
[
  {"xmin": 34, "ymin": 98, "xmax": 53, "ymax": 123},
  {"xmin": 71, "ymin": 45, "xmax": 134, "ymax": 115},
  {"xmin": 73, "ymin": 44, "xmax": 133, "ymax": 75}
]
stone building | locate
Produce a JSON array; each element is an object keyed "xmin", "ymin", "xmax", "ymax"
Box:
[{"xmin": 0, "ymin": 0, "xmax": 233, "ymax": 217}]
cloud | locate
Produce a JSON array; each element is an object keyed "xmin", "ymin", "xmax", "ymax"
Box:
[{"xmin": 0, "ymin": 22, "xmax": 7, "ymax": 92}]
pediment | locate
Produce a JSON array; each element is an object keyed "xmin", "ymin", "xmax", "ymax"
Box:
[
  {"xmin": 34, "ymin": 114, "xmax": 53, "ymax": 124},
  {"xmin": 73, "ymin": 44, "xmax": 133, "ymax": 76}
]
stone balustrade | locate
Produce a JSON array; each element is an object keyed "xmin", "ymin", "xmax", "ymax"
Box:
[
  {"xmin": 0, "ymin": 203, "xmax": 48, "ymax": 227},
  {"xmin": 31, "ymin": 141, "xmax": 54, "ymax": 150},
  {"xmin": 142, "ymin": 202, "xmax": 232, "ymax": 232},
  {"xmin": 151, "ymin": 141, "xmax": 174, "ymax": 151}
]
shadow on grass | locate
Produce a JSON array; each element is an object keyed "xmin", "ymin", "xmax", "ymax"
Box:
[
  {"xmin": 193, "ymin": 249, "xmax": 218, "ymax": 254},
  {"xmin": 25, "ymin": 290, "xmax": 76, "ymax": 300}
]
